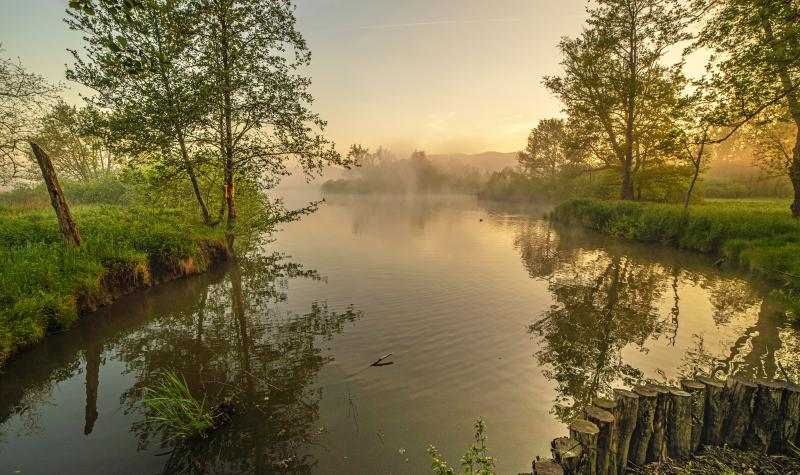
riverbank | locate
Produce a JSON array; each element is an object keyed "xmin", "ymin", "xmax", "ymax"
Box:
[
  {"xmin": 552, "ymin": 199, "xmax": 800, "ymax": 297},
  {"xmin": 0, "ymin": 205, "xmax": 229, "ymax": 366}
]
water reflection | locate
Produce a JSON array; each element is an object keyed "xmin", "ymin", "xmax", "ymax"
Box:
[
  {"xmin": 0, "ymin": 253, "xmax": 361, "ymax": 473},
  {"xmin": 512, "ymin": 218, "xmax": 798, "ymax": 422}
]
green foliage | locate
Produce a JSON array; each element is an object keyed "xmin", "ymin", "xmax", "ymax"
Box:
[
  {"xmin": 142, "ymin": 371, "xmax": 215, "ymax": 441},
  {"xmin": 428, "ymin": 418, "xmax": 496, "ymax": 475},
  {"xmin": 0, "ymin": 177, "xmax": 136, "ymax": 210},
  {"xmin": 552, "ymin": 198, "xmax": 800, "ymax": 290},
  {"xmin": 0, "ymin": 200, "xmax": 225, "ymax": 364}
]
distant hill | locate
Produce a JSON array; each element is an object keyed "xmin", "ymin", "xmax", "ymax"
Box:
[{"xmin": 427, "ymin": 151, "xmax": 518, "ymax": 172}]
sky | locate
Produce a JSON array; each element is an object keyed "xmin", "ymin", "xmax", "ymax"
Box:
[{"xmin": 1, "ymin": 0, "xmax": 590, "ymax": 155}]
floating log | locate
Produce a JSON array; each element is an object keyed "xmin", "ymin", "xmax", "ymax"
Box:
[
  {"xmin": 722, "ymin": 376, "xmax": 758, "ymax": 447},
  {"xmin": 696, "ymin": 375, "xmax": 725, "ymax": 446},
  {"xmin": 569, "ymin": 418, "xmax": 599, "ymax": 475},
  {"xmin": 743, "ymin": 379, "xmax": 784, "ymax": 452},
  {"xmin": 551, "ymin": 437, "xmax": 582, "ymax": 474},
  {"xmin": 612, "ymin": 388, "xmax": 638, "ymax": 475},
  {"xmin": 776, "ymin": 381, "xmax": 800, "ymax": 453},
  {"xmin": 680, "ymin": 379, "xmax": 706, "ymax": 452},
  {"xmin": 585, "ymin": 406, "xmax": 615, "ymax": 475},
  {"xmin": 533, "ymin": 458, "xmax": 565, "ymax": 475},
  {"xmin": 667, "ymin": 388, "xmax": 692, "ymax": 460},
  {"xmin": 645, "ymin": 385, "xmax": 671, "ymax": 463},
  {"xmin": 628, "ymin": 385, "xmax": 657, "ymax": 467}
]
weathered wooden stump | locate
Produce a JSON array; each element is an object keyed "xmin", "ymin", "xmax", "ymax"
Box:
[
  {"xmin": 696, "ymin": 375, "xmax": 725, "ymax": 446},
  {"xmin": 722, "ymin": 376, "xmax": 758, "ymax": 447},
  {"xmin": 743, "ymin": 379, "xmax": 784, "ymax": 452},
  {"xmin": 29, "ymin": 142, "xmax": 81, "ymax": 247},
  {"xmin": 645, "ymin": 384, "xmax": 671, "ymax": 463},
  {"xmin": 551, "ymin": 436, "xmax": 582, "ymax": 474},
  {"xmin": 667, "ymin": 388, "xmax": 692, "ymax": 460},
  {"xmin": 612, "ymin": 388, "xmax": 638, "ymax": 474},
  {"xmin": 776, "ymin": 381, "xmax": 800, "ymax": 453},
  {"xmin": 569, "ymin": 418, "xmax": 600, "ymax": 475},
  {"xmin": 629, "ymin": 385, "xmax": 657, "ymax": 467},
  {"xmin": 533, "ymin": 458, "xmax": 565, "ymax": 475},
  {"xmin": 681, "ymin": 379, "xmax": 706, "ymax": 453},
  {"xmin": 585, "ymin": 406, "xmax": 615, "ymax": 475},
  {"xmin": 593, "ymin": 397, "xmax": 616, "ymax": 413}
]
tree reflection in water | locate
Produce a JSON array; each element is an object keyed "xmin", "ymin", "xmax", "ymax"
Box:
[
  {"xmin": 512, "ymin": 218, "xmax": 799, "ymax": 424},
  {"xmin": 116, "ymin": 252, "xmax": 362, "ymax": 473}
]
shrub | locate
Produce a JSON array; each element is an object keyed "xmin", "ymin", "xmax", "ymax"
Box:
[{"xmin": 142, "ymin": 371, "xmax": 215, "ymax": 440}]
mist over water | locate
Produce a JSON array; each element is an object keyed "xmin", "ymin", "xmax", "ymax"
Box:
[{"xmin": 1, "ymin": 193, "xmax": 797, "ymax": 473}]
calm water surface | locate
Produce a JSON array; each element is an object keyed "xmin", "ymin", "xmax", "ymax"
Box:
[{"xmin": 1, "ymin": 193, "xmax": 798, "ymax": 474}]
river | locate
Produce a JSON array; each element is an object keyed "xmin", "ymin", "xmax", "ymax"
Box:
[{"xmin": 1, "ymin": 193, "xmax": 797, "ymax": 474}]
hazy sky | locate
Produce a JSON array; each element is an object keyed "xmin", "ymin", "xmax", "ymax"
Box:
[{"xmin": 2, "ymin": 0, "xmax": 589, "ymax": 155}]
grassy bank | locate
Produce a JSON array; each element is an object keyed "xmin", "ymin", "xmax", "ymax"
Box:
[
  {"xmin": 552, "ymin": 199, "xmax": 800, "ymax": 291},
  {"xmin": 0, "ymin": 204, "xmax": 229, "ymax": 366}
]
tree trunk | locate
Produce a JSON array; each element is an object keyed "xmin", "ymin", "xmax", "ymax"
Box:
[
  {"xmin": 629, "ymin": 385, "xmax": 657, "ymax": 467},
  {"xmin": 680, "ymin": 379, "xmax": 706, "ymax": 453},
  {"xmin": 722, "ymin": 376, "xmax": 758, "ymax": 447},
  {"xmin": 569, "ymin": 419, "xmax": 600, "ymax": 475},
  {"xmin": 551, "ymin": 437, "xmax": 582, "ymax": 473},
  {"xmin": 744, "ymin": 379, "xmax": 784, "ymax": 452},
  {"xmin": 30, "ymin": 142, "xmax": 81, "ymax": 247},
  {"xmin": 612, "ymin": 389, "xmax": 639, "ymax": 474},
  {"xmin": 177, "ymin": 135, "xmax": 212, "ymax": 225},
  {"xmin": 696, "ymin": 375, "xmax": 725, "ymax": 447},
  {"xmin": 666, "ymin": 388, "xmax": 692, "ymax": 460},
  {"xmin": 790, "ymin": 127, "xmax": 800, "ymax": 218},
  {"xmin": 646, "ymin": 384, "xmax": 671, "ymax": 463}
]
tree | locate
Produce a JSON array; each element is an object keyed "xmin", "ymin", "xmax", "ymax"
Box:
[
  {"xmin": 692, "ymin": 0, "xmax": 800, "ymax": 215},
  {"xmin": 0, "ymin": 46, "xmax": 56, "ymax": 184},
  {"xmin": 517, "ymin": 118, "xmax": 578, "ymax": 179},
  {"xmin": 66, "ymin": 0, "xmax": 216, "ymax": 224},
  {"xmin": 33, "ymin": 101, "xmax": 117, "ymax": 181},
  {"xmin": 544, "ymin": 0, "xmax": 689, "ymax": 200},
  {"xmin": 194, "ymin": 0, "xmax": 347, "ymax": 231}
]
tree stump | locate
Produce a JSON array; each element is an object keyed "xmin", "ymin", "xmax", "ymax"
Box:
[
  {"xmin": 585, "ymin": 406, "xmax": 615, "ymax": 475},
  {"xmin": 533, "ymin": 458, "xmax": 565, "ymax": 475},
  {"xmin": 776, "ymin": 381, "xmax": 800, "ymax": 453},
  {"xmin": 29, "ymin": 142, "xmax": 81, "ymax": 247},
  {"xmin": 594, "ymin": 397, "xmax": 616, "ymax": 413},
  {"xmin": 629, "ymin": 385, "xmax": 657, "ymax": 467},
  {"xmin": 645, "ymin": 384, "xmax": 671, "ymax": 463},
  {"xmin": 551, "ymin": 436, "xmax": 582, "ymax": 474},
  {"xmin": 696, "ymin": 375, "xmax": 725, "ymax": 446},
  {"xmin": 667, "ymin": 388, "xmax": 692, "ymax": 460},
  {"xmin": 569, "ymin": 418, "xmax": 599, "ymax": 475},
  {"xmin": 612, "ymin": 388, "xmax": 638, "ymax": 475},
  {"xmin": 743, "ymin": 379, "xmax": 784, "ymax": 453},
  {"xmin": 681, "ymin": 379, "xmax": 706, "ymax": 453},
  {"xmin": 722, "ymin": 376, "xmax": 758, "ymax": 448}
]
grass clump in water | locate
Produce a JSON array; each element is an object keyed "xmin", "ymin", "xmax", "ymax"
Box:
[
  {"xmin": 142, "ymin": 371, "xmax": 215, "ymax": 441},
  {"xmin": 428, "ymin": 418, "xmax": 496, "ymax": 474}
]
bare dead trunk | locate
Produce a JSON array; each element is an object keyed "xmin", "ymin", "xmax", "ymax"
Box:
[{"xmin": 30, "ymin": 142, "xmax": 81, "ymax": 247}]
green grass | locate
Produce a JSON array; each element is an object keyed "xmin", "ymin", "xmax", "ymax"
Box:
[
  {"xmin": 0, "ymin": 204, "xmax": 226, "ymax": 365},
  {"xmin": 143, "ymin": 371, "xmax": 215, "ymax": 441},
  {"xmin": 552, "ymin": 198, "xmax": 800, "ymax": 289}
]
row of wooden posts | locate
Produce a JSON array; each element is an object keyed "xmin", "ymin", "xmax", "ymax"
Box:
[{"xmin": 532, "ymin": 375, "xmax": 800, "ymax": 474}]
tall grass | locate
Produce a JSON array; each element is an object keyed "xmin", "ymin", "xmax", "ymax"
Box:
[
  {"xmin": 552, "ymin": 198, "xmax": 800, "ymax": 289},
  {"xmin": 0, "ymin": 203, "xmax": 226, "ymax": 364},
  {"xmin": 143, "ymin": 371, "xmax": 215, "ymax": 440}
]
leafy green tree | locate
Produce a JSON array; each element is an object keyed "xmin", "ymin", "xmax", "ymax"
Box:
[
  {"xmin": 33, "ymin": 100, "xmax": 118, "ymax": 181},
  {"xmin": 692, "ymin": 0, "xmax": 800, "ymax": 215},
  {"xmin": 544, "ymin": 0, "xmax": 689, "ymax": 200},
  {"xmin": 66, "ymin": 0, "xmax": 216, "ymax": 224},
  {"xmin": 193, "ymin": 0, "xmax": 347, "ymax": 230},
  {"xmin": 517, "ymin": 118, "xmax": 581, "ymax": 179}
]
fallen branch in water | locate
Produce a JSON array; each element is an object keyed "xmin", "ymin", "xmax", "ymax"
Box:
[{"xmin": 371, "ymin": 353, "xmax": 393, "ymax": 366}]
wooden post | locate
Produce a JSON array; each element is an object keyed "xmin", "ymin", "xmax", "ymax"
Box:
[
  {"xmin": 593, "ymin": 397, "xmax": 616, "ymax": 413},
  {"xmin": 744, "ymin": 379, "xmax": 784, "ymax": 452},
  {"xmin": 612, "ymin": 388, "xmax": 638, "ymax": 475},
  {"xmin": 29, "ymin": 142, "xmax": 81, "ymax": 247},
  {"xmin": 667, "ymin": 388, "xmax": 692, "ymax": 460},
  {"xmin": 776, "ymin": 381, "xmax": 800, "ymax": 453},
  {"xmin": 696, "ymin": 375, "xmax": 725, "ymax": 446},
  {"xmin": 681, "ymin": 379, "xmax": 706, "ymax": 453},
  {"xmin": 645, "ymin": 384, "xmax": 671, "ymax": 463},
  {"xmin": 551, "ymin": 437, "xmax": 582, "ymax": 473},
  {"xmin": 629, "ymin": 385, "xmax": 657, "ymax": 467},
  {"xmin": 569, "ymin": 419, "xmax": 599, "ymax": 475},
  {"xmin": 585, "ymin": 406, "xmax": 615, "ymax": 475},
  {"xmin": 533, "ymin": 458, "xmax": 565, "ymax": 475},
  {"xmin": 722, "ymin": 376, "xmax": 758, "ymax": 447}
]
